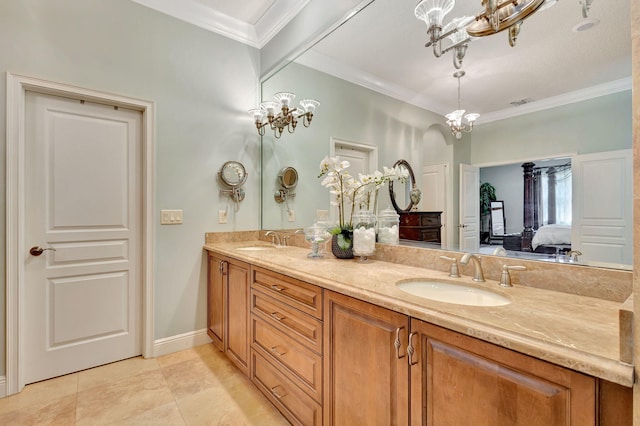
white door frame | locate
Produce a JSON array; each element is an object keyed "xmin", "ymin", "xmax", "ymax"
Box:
[{"xmin": 6, "ymin": 73, "xmax": 155, "ymax": 395}]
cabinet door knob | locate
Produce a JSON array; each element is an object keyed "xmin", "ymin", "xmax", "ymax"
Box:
[{"xmin": 394, "ymin": 326, "xmax": 405, "ymax": 359}]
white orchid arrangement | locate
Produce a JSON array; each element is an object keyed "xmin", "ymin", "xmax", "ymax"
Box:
[{"xmin": 318, "ymin": 155, "xmax": 408, "ymax": 248}]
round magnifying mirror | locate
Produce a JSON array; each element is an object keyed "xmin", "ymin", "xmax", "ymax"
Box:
[
  {"xmin": 389, "ymin": 159, "xmax": 417, "ymax": 213},
  {"xmin": 278, "ymin": 166, "xmax": 298, "ymax": 189},
  {"xmin": 219, "ymin": 161, "xmax": 247, "ymax": 188}
]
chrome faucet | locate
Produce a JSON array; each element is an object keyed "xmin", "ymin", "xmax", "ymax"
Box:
[
  {"xmin": 566, "ymin": 250, "xmax": 582, "ymax": 262},
  {"xmin": 499, "ymin": 264, "xmax": 526, "ymax": 287},
  {"xmin": 459, "ymin": 252, "xmax": 485, "ymax": 282},
  {"xmin": 265, "ymin": 231, "xmax": 281, "ymax": 246},
  {"xmin": 492, "ymin": 246, "xmax": 507, "ymax": 256}
]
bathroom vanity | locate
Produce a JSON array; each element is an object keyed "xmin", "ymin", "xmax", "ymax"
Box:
[{"xmin": 204, "ymin": 238, "xmax": 632, "ymax": 425}]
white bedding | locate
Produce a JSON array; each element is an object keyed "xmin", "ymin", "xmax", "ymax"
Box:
[{"xmin": 531, "ymin": 224, "xmax": 571, "ymax": 250}]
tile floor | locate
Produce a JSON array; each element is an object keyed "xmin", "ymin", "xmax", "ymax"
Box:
[{"xmin": 0, "ymin": 344, "xmax": 290, "ymax": 425}]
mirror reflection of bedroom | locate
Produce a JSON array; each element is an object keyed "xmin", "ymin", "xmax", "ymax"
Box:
[{"xmin": 478, "ymin": 150, "xmax": 632, "ymax": 266}]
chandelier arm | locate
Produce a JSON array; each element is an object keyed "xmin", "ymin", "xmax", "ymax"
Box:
[
  {"xmin": 425, "ymin": 27, "xmax": 460, "ymax": 48},
  {"xmin": 432, "ymin": 40, "xmax": 443, "ymax": 58},
  {"xmin": 303, "ymin": 113, "xmax": 312, "ymax": 127},
  {"xmin": 440, "ymin": 38, "xmax": 470, "ymax": 56},
  {"xmin": 453, "ymin": 52, "xmax": 463, "ymax": 69}
]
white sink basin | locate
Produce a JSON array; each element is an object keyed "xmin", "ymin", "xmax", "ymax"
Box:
[
  {"xmin": 235, "ymin": 246, "xmax": 273, "ymax": 251},
  {"xmin": 396, "ymin": 280, "xmax": 511, "ymax": 307}
]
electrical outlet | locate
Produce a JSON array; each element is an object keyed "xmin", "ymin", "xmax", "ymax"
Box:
[
  {"xmin": 288, "ymin": 210, "xmax": 295, "ymax": 222},
  {"xmin": 218, "ymin": 209, "xmax": 227, "ymax": 224},
  {"xmin": 161, "ymin": 209, "xmax": 183, "ymax": 224}
]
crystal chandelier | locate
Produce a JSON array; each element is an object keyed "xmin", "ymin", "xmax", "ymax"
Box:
[
  {"xmin": 249, "ymin": 92, "xmax": 319, "ymax": 139},
  {"xmin": 445, "ymin": 71, "xmax": 479, "ymax": 139}
]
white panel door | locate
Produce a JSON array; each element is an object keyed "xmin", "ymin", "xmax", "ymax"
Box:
[
  {"xmin": 422, "ymin": 164, "xmax": 448, "ymax": 246},
  {"xmin": 572, "ymin": 149, "xmax": 632, "ymax": 265},
  {"xmin": 24, "ymin": 92, "xmax": 142, "ymax": 384},
  {"xmin": 333, "ymin": 141, "xmax": 377, "ymax": 221},
  {"xmin": 459, "ymin": 164, "xmax": 480, "ymax": 252}
]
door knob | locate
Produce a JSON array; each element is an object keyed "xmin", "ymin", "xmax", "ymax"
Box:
[{"xmin": 29, "ymin": 246, "xmax": 56, "ymax": 256}]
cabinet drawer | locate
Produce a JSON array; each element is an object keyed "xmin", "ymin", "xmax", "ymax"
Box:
[
  {"xmin": 252, "ymin": 350, "xmax": 322, "ymax": 426},
  {"xmin": 420, "ymin": 214, "xmax": 440, "ymax": 227},
  {"xmin": 252, "ymin": 267, "xmax": 323, "ymax": 319},
  {"xmin": 251, "ymin": 315, "xmax": 322, "ymax": 402},
  {"xmin": 400, "ymin": 214, "xmax": 420, "ymax": 226},
  {"xmin": 420, "ymin": 229, "xmax": 440, "ymax": 242},
  {"xmin": 252, "ymin": 289, "xmax": 323, "ymax": 354}
]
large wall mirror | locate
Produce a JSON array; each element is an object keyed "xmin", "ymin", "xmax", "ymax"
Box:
[{"xmin": 261, "ymin": 0, "xmax": 632, "ymax": 270}]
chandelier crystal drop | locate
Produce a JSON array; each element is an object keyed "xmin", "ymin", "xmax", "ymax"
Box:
[
  {"xmin": 445, "ymin": 71, "xmax": 479, "ymax": 140},
  {"xmin": 249, "ymin": 92, "xmax": 319, "ymax": 139}
]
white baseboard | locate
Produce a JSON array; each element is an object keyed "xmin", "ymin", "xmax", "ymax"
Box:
[
  {"xmin": 0, "ymin": 376, "xmax": 6, "ymax": 398},
  {"xmin": 152, "ymin": 328, "xmax": 212, "ymax": 357}
]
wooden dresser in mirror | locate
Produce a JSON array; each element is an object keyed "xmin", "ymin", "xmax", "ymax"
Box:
[{"xmin": 398, "ymin": 212, "xmax": 442, "ymax": 243}]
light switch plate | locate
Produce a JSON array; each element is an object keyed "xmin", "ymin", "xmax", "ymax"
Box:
[
  {"xmin": 161, "ymin": 209, "xmax": 183, "ymax": 225},
  {"xmin": 218, "ymin": 210, "xmax": 228, "ymax": 224},
  {"xmin": 288, "ymin": 210, "xmax": 295, "ymax": 222}
]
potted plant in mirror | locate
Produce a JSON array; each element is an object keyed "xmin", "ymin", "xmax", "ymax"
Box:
[
  {"xmin": 318, "ymin": 156, "xmax": 407, "ymax": 259},
  {"xmin": 480, "ymin": 182, "xmax": 497, "ymax": 243}
]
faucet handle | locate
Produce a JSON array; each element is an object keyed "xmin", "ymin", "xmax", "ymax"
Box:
[
  {"xmin": 566, "ymin": 250, "xmax": 582, "ymax": 262},
  {"xmin": 282, "ymin": 235, "xmax": 290, "ymax": 247},
  {"xmin": 500, "ymin": 264, "xmax": 526, "ymax": 287},
  {"xmin": 439, "ymin": 256, "xmax": 461, "ymax": 278}
]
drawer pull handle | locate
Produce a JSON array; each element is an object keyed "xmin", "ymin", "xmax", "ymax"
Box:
[
  {"xmin": 271, "ymin": 346, "xmax": 287, "ymax": 357},
  {"xmin": 271, "ymin": 386, "xmax": 287, "ymax": 399},
  {"xmin": 407, "ymin": 332, "xmax": 418, "ymax": 366},
  {"xmin": 270, "ymin": 312, "xmax": 286, "ymax": 321},
  {"xmin": 270, "ymin": 284, "xmax": 285, "ymax": 292},
  {"xmin": 394, "ymin": 326, "xmax": 405, "ymax": 359}
]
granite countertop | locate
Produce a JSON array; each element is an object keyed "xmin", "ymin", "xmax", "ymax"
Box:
[{"xmin": 203, "ymin": 241, "xmax": 633, "ymax": 387}]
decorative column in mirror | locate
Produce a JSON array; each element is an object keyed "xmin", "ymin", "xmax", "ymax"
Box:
[{"xmin": 521, "ymin": 162, "xmax": 535, "ymax": 252}]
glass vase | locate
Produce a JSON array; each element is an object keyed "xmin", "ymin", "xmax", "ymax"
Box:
[{"xmin": 352, "ymin": 210, "xmax": 377, "ymax": 262}]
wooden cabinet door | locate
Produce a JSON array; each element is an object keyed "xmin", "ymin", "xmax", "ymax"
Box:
[
  {"xmin": 409, "ymin": 319, "xmax": 596, "ymax": 425},
  {"xmin": 207, "ymin": 253, "xmax": 225, "ymax": 351},
  {"xmin": 225, "ymin": 259, "xmax": 250, "ymax": 376},
  {"xmin": 324, "ymin": 290, "xmax": 409, "ymax": 426}
]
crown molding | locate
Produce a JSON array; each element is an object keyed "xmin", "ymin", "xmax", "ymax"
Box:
[
  {"xmin": 296, "ymin": 50, "xmax": 632, "ymax": 125},
  {"xmin": 255, "ymin": 0, "xmax": 312, "ymax": 47},
  {"xmin": 131, "ymin": 0, "xmax": 310, "ymax": 48},
  {"xmin": 479, "ymin": 77, "xmax": 632, "ymax": 123},
  {"xmin": 295, "ymin": 50, "xmax": 447, "ymax": 115}
]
